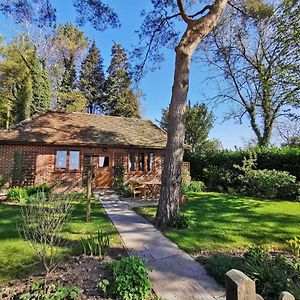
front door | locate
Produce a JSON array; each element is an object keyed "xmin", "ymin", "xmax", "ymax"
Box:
[{"xmin": 95, "ymin": 155, "xmax": 112, "ymax": 188}]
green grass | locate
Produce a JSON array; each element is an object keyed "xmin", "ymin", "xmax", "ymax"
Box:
[
  {"xmin": 0, "ymin": 198, "xmax": 122, "ymax": 284},
  {"xmin": 134, "ymin": 192, "xmax": 300, "ymax": 254}
]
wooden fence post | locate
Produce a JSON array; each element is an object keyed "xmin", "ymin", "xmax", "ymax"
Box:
[{"xmin": 226, "ymin": 269, "xmax": 257, "ymax": 300}]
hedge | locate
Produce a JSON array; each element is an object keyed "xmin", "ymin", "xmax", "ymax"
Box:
[{"xmin": 186, "ymin": 147, "xmax": 300, "ymax": 182}]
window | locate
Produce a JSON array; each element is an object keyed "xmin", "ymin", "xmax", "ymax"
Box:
[
  {"xmin": 138, "ymin": 153, "xmax": 145, "ymax": 171},
  {"xmin": 69, "ymin": 151, "xmax": 80, "ymax": 170},
  {"xmin": 99, "ymin": 156, "xmax": 109, "ymax": 167},
  {"xmin": 56, "ymin": 150, "xmax": 67, "ymax": 169},
  {"xmin": 55, "ymin": 150, "xmax": 80, "ymax": 171},
  {"xmin": 128, "ymin": 152, "xmax": 154, "ymax": 172},
  {"xmin": 129, "ymin": 152, "xmax": 136, "ymax": 171},
  {"xmin": 147, "ymin": 153, "xmax": 154, "ymax": 171}
]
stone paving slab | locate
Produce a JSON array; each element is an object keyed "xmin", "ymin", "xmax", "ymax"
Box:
[{"xmin": 99, "ymin": 194, "xmax": 225, "ymax": 300}]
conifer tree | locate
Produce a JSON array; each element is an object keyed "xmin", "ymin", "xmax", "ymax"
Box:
[
  {"xmin": 106, "ymin": 43, "xmax": 140, "ymax": 118},
  {"xmin": 79, "ymin": 41, "xmax": 106, "ymax": 114}
]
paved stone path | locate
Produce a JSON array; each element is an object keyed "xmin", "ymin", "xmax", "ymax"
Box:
[{"xmin": 99, "ymin": 194, "xmax": 225, "ymax": 300}]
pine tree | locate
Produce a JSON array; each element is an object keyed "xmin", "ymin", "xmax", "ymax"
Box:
[
  {"xmin": 79, "ymin": 41, "xmax": 106, "ymax": 114},
  {"xmin": 106, "ymin": 43, "xmax": 140, "ymax": 118},
  {"xmin": 30, "ymin": 51, "xmax": 51, "ymax": 114}
]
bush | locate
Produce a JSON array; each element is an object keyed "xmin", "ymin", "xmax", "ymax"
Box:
[
  {"xmin": 17, "ymin": 280, "xmax": 80, "ymax": 300},
  {"xmin": 168, "ymin": 214, "xmax": 189, "ymax": 229},
  {"xmin": 186, "ymin": 147, "xmax": 300, "ymax": 182},
  {"xmin": 7, "ymin": 187, "xmax": 28, "ymax": 202},
  {"xmin": 187, "ymin": 181, "xmax": 205, "ymax": 192},
  {"xmin": 110, "ymin": 256, "xmax": 152, "ymax": 300},
  {"xmin": 200, "ymin": 246, "xmax": 300, "ymax": 300},
  {"xmin": 235, "ymin": 153, "xmax": 297, "ymax": 199},
  {"xmin": 203, "ymin": 166, "xmax": 239, "ymax": 192},
  {"xmin": 26, "ymin": 184, "xmax": 53, "ymax": 197},
  {"xmin": 112, "ymin": 164, "xmax": 131, "ymax": 197}
]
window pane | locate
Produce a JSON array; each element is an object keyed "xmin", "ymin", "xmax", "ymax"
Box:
[
  {"xmin": 99, "ymin": 156, "xmax": 109, "ymax": 167},
  {"xmin": 147, "ymin": 153, "xmax": 154, "ymax": 171},
  {"xmin": 56, "ymin": 150, "xmax": 67, "ymax": 169},
  {"xmin": 138, "ymin": 153, "xmax": 145, "ymax": 171},
  {"xmin": 129, "ymin": 152, "xmax": 136, "ymax": 171},
  {"xmin": 69, "ymin": 151, "xmax": 80, "ymax": 170}
]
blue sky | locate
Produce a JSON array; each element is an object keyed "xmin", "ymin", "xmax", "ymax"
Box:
[{"xmin": 0, "ymin": 0, "xmax": 255, "ymax": 149}]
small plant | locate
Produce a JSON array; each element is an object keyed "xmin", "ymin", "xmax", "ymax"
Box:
[
  {"xmin": 287, "ymin": 236, "xmax": 300, "ymax": 256},
  {"xmin": 244, "ymin": 245, "xmax": 269, "ymax": 265},
  {"xmin": 7, "ymin": 187, "xmax": 28, "ymax": 202},
  {"xmin": 26, "ymin": 184, "xmax": 53, "ymax": 197},
  {"xmin": 18, "ymin": 280, "xmax": 80, "ymax": 300},
  {"xmin": 110, "ymin": 256, "xmax": 152, "ymax": 300},
  {"xmin": 80, "ymin": 231, "xmax": 110, "ymax": 257},
  {"xmin": 187, "ymin": 181, "xmax": 205, "ymax": 192},
  {"xmin": 98, "ymin": 279, "xmax": 110, "ymax": 294},
  {"xmin": 168, "ymin": 214, "xmax": 189, "ymax": 229}
]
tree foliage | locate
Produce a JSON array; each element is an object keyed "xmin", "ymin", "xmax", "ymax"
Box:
[
  {"xmin": 106, "ymin": 43, "xmax": 140, "ymax": 118},
  {"xmin": 79, "ymin": 41, "xmax": 106, "ymax": 114},
  {"xmin": 53, "ymin": 23, "xmax": 88, "ymax": 112},
  {"xmin": 0, "ymin": 36, "xmax": 51, "ymax": 127},
  {"xmin": 159, "ymin": 102, "xmax": 220, "ymax": 153},
  {"xmin": 203, "ymin": 0, "xmax": 300, "ymax": 147}
]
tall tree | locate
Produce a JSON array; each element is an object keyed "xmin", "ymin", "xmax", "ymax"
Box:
[
  {"xmin": 106, "ymin": 43, "xmax": 140, "ymax": 118},
  {"xmin": 79, "ymin": 41, "xmax": 106, "ymax": 114},
  {"xmin": 137, "ymin": 0, "xmax": 228, "ymax": 226},
  {"xmin": 0, "ymin": 36, "xmax": 51, "ymax": 127},
  {"xmin": 203, "ymin": 0, "xmax": 300, "ymax": 147},
  {"xmin": 53, "ymin": 23, "xmax": 88, "ymax": 112},
  {"xmin": 159, "ymin": 102, "xmax": 218, "ymax": 153}
]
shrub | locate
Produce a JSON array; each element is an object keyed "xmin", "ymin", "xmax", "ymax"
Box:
[
  {"xmin": 26, "ymin": 184, "xmax": 53, "ymax": 197},
  {"xmin": 203, "ymin": 166, "xmax": 239, "ymax": 192},
  {"xmin": 244, "ymin": 245, "xmax": 269, "ymax": 265},
  {"xmin": 7, "ymin": 187, "xmax": 28, "ymax": 202},
  {"xmin": 187, "ymin": 181, "xmax": 205, "ymax": 192},
  {"xmin": 235, "ymin": 153, "xmax": 297, "ymax": 199},
  {"xmin": 80, "ymin": 231, "xmax": 110, "ymax": 257},
  {"xmin": 244, "ymin": 246, "xmax": 300, "ymax": 299},
  {"xmin": 287, "ymin": 237, "xmax": 300, "ymax": 257},
  {"xmin": 186, "ymin": 147, "xmax": 300, "ymax": 182},
  {"xmin": 112, "ymin": 164, "xmax": 131, "ymax": 196},
  {"xmin": 17, "ymin": 280, "xmax": 80, "ymax": 300},
  {"xmin": 168, "ymin": 214, "xmax": 189, "ymax": 229},
  {"xmin": 20, "ymin": 196, "xmax": 73, "ymax": 276},
  {"xmin": 110, "ymin": 256, "xmax": 151, "ymax": 300}
]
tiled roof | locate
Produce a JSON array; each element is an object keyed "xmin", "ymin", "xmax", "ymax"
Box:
[{"xmin": 0, "ymin": 112, "xmax": 167, "ymax": 149}]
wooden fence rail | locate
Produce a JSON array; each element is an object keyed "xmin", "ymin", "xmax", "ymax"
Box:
[{"xmin": 226, "ymin": 269, "xmax": 295, "ymax": 300}]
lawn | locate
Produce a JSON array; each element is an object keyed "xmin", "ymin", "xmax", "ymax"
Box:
[
  {"xmin": 0, "ymin": 198, "xmax": 122, "ymax": 284},
  {"xmin": 134, "ymin": 192, "xmax": 300, "ymax": 254}
]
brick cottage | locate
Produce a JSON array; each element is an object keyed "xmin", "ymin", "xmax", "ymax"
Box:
[{"xmin": 0, "ymin": 112, "xmax": 167, "ymax": 192}]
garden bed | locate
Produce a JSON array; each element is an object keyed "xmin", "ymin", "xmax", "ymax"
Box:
[{"xmin": 0, "ymin": 255, "xmax": 120, "ymax": 299}]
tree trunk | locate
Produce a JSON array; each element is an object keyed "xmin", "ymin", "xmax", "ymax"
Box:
[
  {"xmin": 86, "ymin": 166, "xmax": 92, "ymax": 223},
  {"xmin": 155, "ymin": 0, "xmax": 228, "ymax": 227},
  {"xmin": 156, "ymin": 49, "xmax": 191, "ymax": 227}
]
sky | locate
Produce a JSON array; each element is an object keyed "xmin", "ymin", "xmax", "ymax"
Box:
[{"xmin": 0, "ymin": 0, "xmax": 256, "ymax": 149}]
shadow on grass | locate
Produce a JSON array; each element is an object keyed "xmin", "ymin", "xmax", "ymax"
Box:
[{"xmin": 135, "ymin": 192, "xmax": 300, "ymax": 253}]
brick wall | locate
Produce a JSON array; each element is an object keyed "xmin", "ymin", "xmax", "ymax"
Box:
[{"xmin": 0, "ymin": 144, "xmax": 164, "ymax": 192}]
